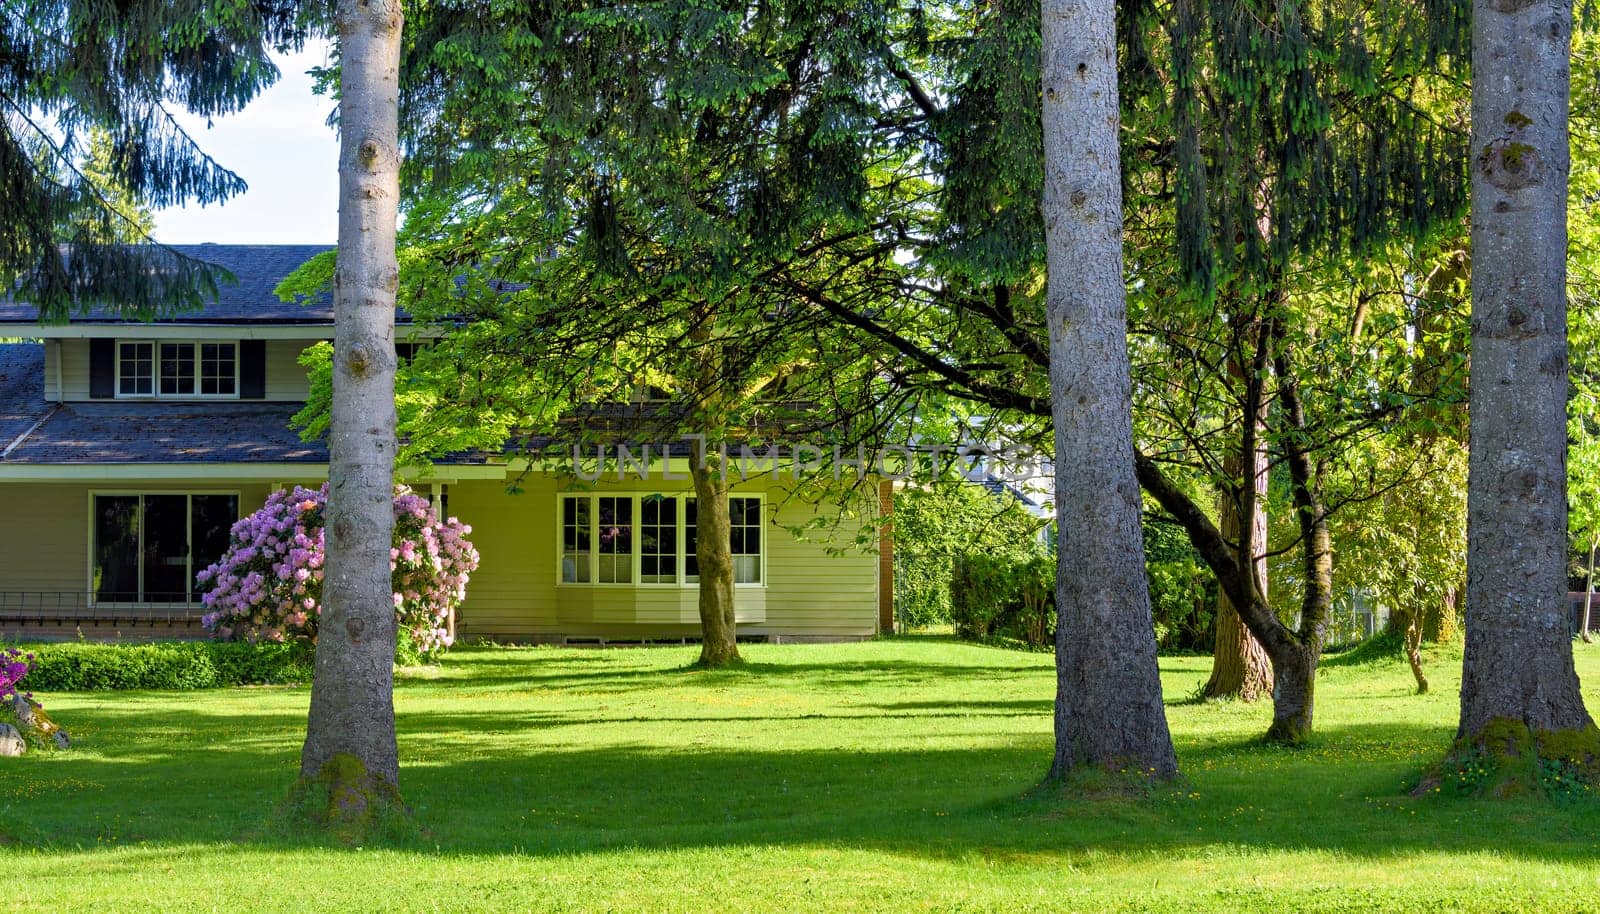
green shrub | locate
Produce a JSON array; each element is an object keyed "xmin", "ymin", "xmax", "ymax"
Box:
[
  {"xmin": 950, "ymin": 553, "xmax": 1055, "ymax": 647},
  {"xmin": 893, "ymin": 482, "xmax": 1050, "ymax": 630},
  {"xmin": 14, "ymin": 641, "xmax": 313, "ymax": 692}
]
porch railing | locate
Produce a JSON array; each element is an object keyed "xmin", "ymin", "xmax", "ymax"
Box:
[{"xmin": 0, "ymin": 592, "xmax": 208, "ymax": 626}]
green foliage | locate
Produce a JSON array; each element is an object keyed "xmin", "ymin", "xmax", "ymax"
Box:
[
  {"xmin": 1143, "ymin": 520, "xmax": 1215, "ymax": 651},
  {"xmin": 892, "ymin": 482, "xmax": 1047, "ymax": 629},
  {"xmin": 15, "ymin": 641, "xmax": 313, "ymax": 692},
  {"xmin": 950, "ymin": 552, "xmax": 1054, "ymax": 648},
  {"xmin": 1568, "ymin": 35, "xmax": 1600, "ymax": 571},
  {"xmin": 0, "ymin": 0, "xmax": 310, "ymax": 319}
]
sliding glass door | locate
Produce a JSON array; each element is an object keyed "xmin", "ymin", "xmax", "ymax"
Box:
[{"xmin": 91, "ymin": 493, "xmax": 240, "ymax": 604}]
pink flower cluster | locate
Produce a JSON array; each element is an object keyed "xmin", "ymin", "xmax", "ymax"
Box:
[
  {"xmin": 1, "ymin": 647, "xmax": 33, "ymax": 703},
  {"xmin": 197, "ymin": 484, "xmax": 479, "ymax": 657}
]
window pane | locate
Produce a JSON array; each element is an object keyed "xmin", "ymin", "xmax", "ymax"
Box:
[
  {"xmin": 160, "ymin": 343, "xmax": 196, "ymax": 395},
  {"xmin": 118, "ymin": 343, "xmax": 153, "ymax": 396},
  {"xmin": 597, "ymin": 496, "xmax": 632, "ymax": 583},
  {"xmin": 561, "ymin": 496, "xmax": 591, "ymax": 583},
  {"xmin": 191, "ymin": 495, "xmax": 238, "ymax": 600},
  {"xmin": 684, "ymin": 498, "xmax": 699, "ymax": 582},
  {"xmin": 93, "ymin": 496, "xmax": 141, "ymax": 602},
  {"xmin": 640, "ymin": 495, "xmax": 676, "ymax": 583},
  {"xmin": 143, "ymin": 495, "xmax": 189, "ymax": 603},
  {"xmin": 731, "ymin": 497, "xmax": 761, "ymax": 583},
  {"xmin": 201, "ymin": 343, "xmax": 237, "ymax": 395}
]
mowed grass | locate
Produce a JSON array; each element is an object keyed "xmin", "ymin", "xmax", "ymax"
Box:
[{"xmin": 4, "ymin": 637, "xmax": 1600, "ymax": 913}]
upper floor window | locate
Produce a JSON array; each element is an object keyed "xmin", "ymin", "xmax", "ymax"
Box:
[{"xmin": 118, "ymin": 341, "xmax": 238, "ymax": 398}]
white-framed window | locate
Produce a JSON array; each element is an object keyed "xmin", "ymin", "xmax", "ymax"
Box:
[
  {"xmin": 640, "ymin": 495, "xmax": 677, "ymax": 583},
  {"xmin": 729, "ymin": 496, "xmax": 763, "ymax": 584},
  {"xmin": 117, "ymin": 341, "xmax": 154, "ymax": 396},
  {"xmin": 561, "ymin": 496, "xmax": 591, "ymax": 583},
  {"xmin": 557, "ymin": 492, "xmax": 766, "ymax": 587},
  {"xmin": 88, "ymin": 492, "xmax": 240, "ymax": 604},
  {"xmin": 117, "ymin": 341, "xmax": 238, "ymax": 398}
]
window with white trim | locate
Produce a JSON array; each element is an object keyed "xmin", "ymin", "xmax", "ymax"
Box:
[
  {"xmin": 640, "ymin": 495, "xmax": 677, "ymax": 583},
  {"xmin": 118, "ymin": 341, "xmax": 238, "ymax": 398},
  {"xmin": 90, "ymin": 493, "xmax": 239, "ymax": 604},
  {"xmin": 729, "ymin": 497, "xmax": 762, "ymax": 584},
  {"xmin": 561, "ymin": 496, "xmax": 591, "ymax": 583},
  {"xmin": 118, "ymin": 342, "xmax": 154, "ymax": 396},
  {"xmin": 558, "ymin": 493, "xmax": 764, "ymax": 586}
]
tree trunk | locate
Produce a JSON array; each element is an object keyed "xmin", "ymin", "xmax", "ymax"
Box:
[
  {"xmin": 1202, "ymin": 419, "xmax": 1273, "ymax": 702},
  {"xmin": 1265, "ymin": 340, "xmax": 1334, "ymax": 744},
  {"xmin": 1459, "ymin": 0, "xmax": 1593, "ymax": 746},
  {"xmin": 1041, "ymin": 0, "xmax": 1178, "ymax": 782},
  {"xmin": 1423, "ymin": 585, "xmax": 1460, "ymax": 643},
  {"xmin": 690, "ymin": 453, "xmax": 741, "ymax": 667},
  {"xmin": 1582, "ymin": 542, "xmax": 1595, "ymax": 644},
  {"xmin": 300, "ymin": 0, "xmax": 405, "ymax": 801},
  {"xmin": 1392, "ymin": 606, "xmax": 1431, "ymax": 694}
]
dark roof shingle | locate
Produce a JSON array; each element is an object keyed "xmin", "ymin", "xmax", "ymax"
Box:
[
  {"xmin": 0, "ymin": 343, "xmax": 49, "ymax": 450},
  {"xmin": 1, "ymin": 401, "xmax": 327, "ymax": 464},
  {"xmin": 0, "ymin": 245, "xmax": 334, "ymax": 324}
]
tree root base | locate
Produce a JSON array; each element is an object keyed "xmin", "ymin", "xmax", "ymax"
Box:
[
  {"xmin": 1414, "ymin": 719, "xmax": 1600, "ymax": 800},
  {"xmin": 1036, "ymin": 761, "xmax": 1179, "ymax": 800},
  {"xmin": 269, "ymin": 753, "xmax": 417, "ymax": 845}
]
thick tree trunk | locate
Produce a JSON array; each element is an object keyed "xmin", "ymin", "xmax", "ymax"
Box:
[
  {"xmin": 1041, "ymin": 0, "xmax": 1177, "ymax": 782},
  {"xmin": 1202, "ymin": 422, "xmax": 1273, "ymax": 702},
  {"xmin": 300, "ymin": 0, "xmax": 404, "ymax": 795},
  {"xmin": 690, "ymin": 454, "xmax": 741, "ymax": 667},
  {"xmin": 1459, "ymin": 0, "xmax": 1593, "ymax": 744},
  {"xmin": 1265, "ymin": 643, "xmax": 1318, "ymax": 743}
]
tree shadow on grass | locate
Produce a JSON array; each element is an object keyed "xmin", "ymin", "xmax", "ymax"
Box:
[
  {"xmin": 400, "ymin": 657, "xmax": 1049, "ymax": 695},
  {"xmin": 10, "ymin": 696, "xmax": 1599, "ymax": 869}
]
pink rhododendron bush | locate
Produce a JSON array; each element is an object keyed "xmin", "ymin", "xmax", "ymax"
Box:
[{"xmin": 198, "ymin": 484, "xmax": 479, "ymax": 659}]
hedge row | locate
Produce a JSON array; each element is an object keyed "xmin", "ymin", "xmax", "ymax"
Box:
[{"xmin": 15, "ymin": 641, "xmax": 313, "ymax": 692}]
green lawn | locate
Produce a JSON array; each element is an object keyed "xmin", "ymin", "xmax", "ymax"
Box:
[{"xmin": 4, "ymin": 637, "xmax": 1600, "ymax": 913}]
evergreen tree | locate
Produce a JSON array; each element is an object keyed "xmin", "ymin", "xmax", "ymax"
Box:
[{"xmin": 0, "ymin": 0, "xmax": 306, "ymax": 318}]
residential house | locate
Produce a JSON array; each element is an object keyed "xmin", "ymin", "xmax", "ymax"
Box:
[{"xmin": 0, "ymin": 245, "xmax": 888, "ymax": 642}]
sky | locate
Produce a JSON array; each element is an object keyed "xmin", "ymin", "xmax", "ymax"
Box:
[{"xmin": 152, "ymin": 43, "xmax": 341, "ymax": 245}]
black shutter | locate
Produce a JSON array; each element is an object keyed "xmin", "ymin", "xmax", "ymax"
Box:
[
  {"xmin": 240, "ymin": 340, "xmax": 266, "ymax": 399},
  {"xmin": 89, "ymin": 338, "xmax": 115, "ymax": 399}
]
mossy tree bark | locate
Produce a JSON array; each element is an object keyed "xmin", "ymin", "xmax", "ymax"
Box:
[
  {"xmin": 300, "ymin": 0, "xmax": 405, "ymax": 798},
  {"xmin": 1041, "ymin": 0, "xmax": 1178, "ymax": 783},
  {"xmin": 1458, "ymin": 0, "xmax": 1593, "ymax": 747}
]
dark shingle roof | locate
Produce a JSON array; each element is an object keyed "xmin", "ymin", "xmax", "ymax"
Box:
[
  {"xmin": 0, "ymin": 245, "xmax": 334, "ymax": 324},
  {"xmin": 1, "ymin": 401, "xmax": 327, "ymax": 464},
  {"xmin": 0, "ymin": 343, "xmax": 49, "ymax": 448}
]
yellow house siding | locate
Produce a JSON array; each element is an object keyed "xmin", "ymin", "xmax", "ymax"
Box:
[
  {"xmin": 0, "ymin": 482, "xmax": 274, "ymax": 596},
  {"xmin": 450, "ymin": 473, "xmax": 879, "ymax": 641},
  {"xmin": 57, "ymin": 339, "xmax": 90, "ymax": 401}
]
